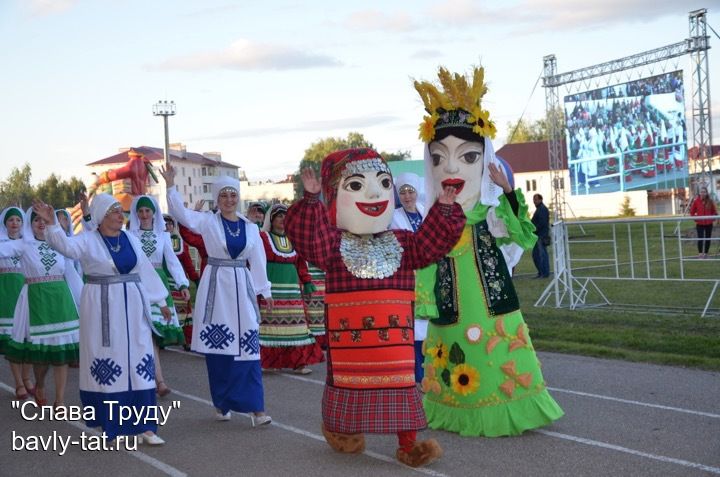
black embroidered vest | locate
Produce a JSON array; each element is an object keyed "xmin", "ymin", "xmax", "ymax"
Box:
[{"xmin": 432, "ymin": 219, "xmax": 519, "ymax": 325}]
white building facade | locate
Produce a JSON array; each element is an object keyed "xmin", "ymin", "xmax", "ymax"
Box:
[{"xmin": 86, "ymin": 144, "xmax": 242, "ymax": 214}]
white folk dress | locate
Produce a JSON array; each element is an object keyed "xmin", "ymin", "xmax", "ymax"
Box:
[
  {"xmin": 168, "ymin": 188, "xmax": 271, "ymax": 413},
  {"xmin": 45, "ymin": 224, "xmax": 168, "ymax": 438},
  {"xmin": 167, "ymin": 188, "xmax": 271, "ymax": 358}
]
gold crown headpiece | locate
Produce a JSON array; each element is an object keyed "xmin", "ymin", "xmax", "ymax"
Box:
[{"xmin": 413, "ymin": 66, "xmax": 496, "ymax": 143}]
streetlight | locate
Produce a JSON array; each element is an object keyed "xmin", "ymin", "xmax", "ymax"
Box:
[{"xmin": 152, "ymin": 100, "xmax": 176, "ymax": 168}]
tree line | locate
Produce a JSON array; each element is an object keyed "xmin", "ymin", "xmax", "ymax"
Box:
[
  {"xmin": 0, "ymin": 164, "xmax": 85, "ymax": 211},
  {"xmin": 4, "ymin": 115, "xmax": 554, "ymax": 207},
  {"xmin": 293, "ymin": 132, "xmax": 410, "ymax": 199}
]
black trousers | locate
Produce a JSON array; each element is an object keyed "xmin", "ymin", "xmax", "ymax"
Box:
[{"xmin": 696, "ymin": 224, "xmax": 713, "ymax": 254}]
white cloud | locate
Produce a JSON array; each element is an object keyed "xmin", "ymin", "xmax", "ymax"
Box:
[
  {"xmin": 149, "ymin": 38, "xmax": 342, "ymax": 72},
  {"xmin": 428, "ymin": 0, "xmax": 684, "ymax": 31},
  {"xmin": 344, "ymin": 10, "xmax": 417, "ymax": 32},
  {"xmin": 29, "ymin": 0, "xmax": 79, "ymax": 16},
  {"xmin": 410, "ymin": 49, "xmax": 444, "ymax": 60},
  {"xmin": 177, "ymin": 3, "xmax": 242, "ymax": 18},
  {"xmin": 190, "ymin": 114, "xmax": 401, "ymax": 141}
]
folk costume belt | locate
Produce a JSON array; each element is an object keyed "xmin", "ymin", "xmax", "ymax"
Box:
[
  {"xmin": 86, "ymin": 274, "xmax": 157, "ymax": 348},
  {"xmin": 26, "ymin": 275, "xmax": 64, "ymax": 284},
  {"xmin": 204, "ymin": 257, "xmax": 260, "ymax": 325}
]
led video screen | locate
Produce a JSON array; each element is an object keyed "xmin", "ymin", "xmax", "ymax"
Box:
[{"xmin": 564, "ymin": 70, "xmax": 688, "ymax": 195}]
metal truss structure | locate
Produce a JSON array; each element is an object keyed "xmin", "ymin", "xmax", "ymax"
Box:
[{"xmin": 542, "ymin": 9, "xmax": 713, "ymax": 221}]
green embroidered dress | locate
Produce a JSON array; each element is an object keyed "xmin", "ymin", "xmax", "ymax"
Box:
[
  {"xmin": 0, "ymin": 238, "xmax": 81, "ymax": 365},
  {"xmin": 416, "ymin": 189, "xmax": 563, "ymax": 436}
]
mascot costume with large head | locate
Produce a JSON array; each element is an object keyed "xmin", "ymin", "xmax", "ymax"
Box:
[
  {"xmin": 286, "ymin": 148, "xmax": 465, "ymax": 467},
  {"xmin": 413, "ymin": 66, "xmax": 564, "ymax": 437}
]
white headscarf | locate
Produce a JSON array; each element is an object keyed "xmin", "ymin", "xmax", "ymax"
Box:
[
  {"xmin": 163, "ymin": 214, "xmax": 177, "ymax": 232},
  {"xmin": 395, "ymin": 172, "xmax": 422, "ymax": 195},
  {"xmin": 128, "ymin": 195, "xmax": 166, "ymax": 235},
  {"xmin": 423, "ymin": 137, "xmax": 504, "ymax": 211},
  {"xmin": 23, "ymin": 206, "xmax": 37, "ymax": 242},
  {"xmin": 262, "ymin": 203, "xmax": 288, "ymax": 233},
  {"xmin": 395, "ymin": 172, "xmax": 425, "ymax": 208},
  {"xmin": 211, "ymin": 175, "xmax": 240, "ymax": 204},
  {"xmin": 55, "ymin": 209, "xmax": 75, "ymax": 237},
  {"xmin": 0, "ymin": 207, "xmax": 25, "ymax": 240},
  {"xmin": 90, "ymin": 193, "xmax": 121, "ymax": 228}
]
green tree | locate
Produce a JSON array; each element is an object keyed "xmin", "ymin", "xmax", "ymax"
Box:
[
  {"xmin": 0, "ymin": 164, "xmax": 33, "ymax": 209},
  {"xmin": 35, "ymin": 174, "xmax": 86, "ymax": 209},
  {"xmin": 293, "ymin": 132, "xmax": 375, "ymax": 199},
  {"xmin": 381, "ymin": 150, "xmax": 411, "ymax": 162},
  {"xmin": 619, "ymin": 196, "xmax": 636, "ymax": 217},
  {"xmin": 506, "ymin": 107, "xmax": 564, "ymax": 144}
]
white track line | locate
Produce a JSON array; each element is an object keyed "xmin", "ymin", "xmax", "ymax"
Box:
[
  {"xmin": 547, "ymin": 387, "xmax": 720, "ymax": 419},
  {"xmin": 165, "ymin": 347, "xmax": 720, "ymax": 473},
  {"xmin": 167, "ymin": 347, "xmax": 720, "ymax": 418},
  {"xmin": 0, "ymin": 382, "xmax": 186, "ymax": 477},
  {"xmin": 535, "ymin": 430, "xmax": 720, "ymax": 475},
  {"xmin": 170, "ymin": 388, "xmax": 450, "ymax": 477}
]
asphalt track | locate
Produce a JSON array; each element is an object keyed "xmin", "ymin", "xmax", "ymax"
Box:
[{"xmin": 1, "ymin": 349, "xmax": 718, "ymax": 476}]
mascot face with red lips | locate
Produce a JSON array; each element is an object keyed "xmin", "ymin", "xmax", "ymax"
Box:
[
  {"xmin": 428, "ymin": 135, "xmax": 484, "ymax": 212},
  {"xmin": 323, "ymin": 149, "xmax": 395, "ymax": 235}
]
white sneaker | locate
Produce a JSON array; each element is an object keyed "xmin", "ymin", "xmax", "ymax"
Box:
[
  {"xmin": 251, "ymin": 414, "xmax": 272, "ymax": 427},
  {"xmin": 215, "ymin": 411, "xmax": 231, "ymax": 421},
  {"xmin": 138, "ymin": 432, "xmax": 165, "ymax": 446}
]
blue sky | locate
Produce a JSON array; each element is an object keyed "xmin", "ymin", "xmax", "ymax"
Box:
[{"xmin": 1, "ymin": 0, "xmax": 718, "ymax": 184}]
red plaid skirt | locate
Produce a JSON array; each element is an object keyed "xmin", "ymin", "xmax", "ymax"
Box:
[{"xmin": 322, "ymin": 385, "xmax": 426, "ymax": 434}]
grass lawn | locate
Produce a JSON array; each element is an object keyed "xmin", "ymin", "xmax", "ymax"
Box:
[{"xmin": 514, "ymin": 219, "xmax": 720, "ymax": 371}]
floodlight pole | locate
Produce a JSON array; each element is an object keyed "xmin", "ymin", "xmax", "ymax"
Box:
[{"xmin": 152, "ymin": 100, "xmax": 176, "ymax": 168}]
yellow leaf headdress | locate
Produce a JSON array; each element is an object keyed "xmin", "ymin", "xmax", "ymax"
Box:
[{"xmin": 413, "ymin": 66, "xmax": 496, "ymax": 142}]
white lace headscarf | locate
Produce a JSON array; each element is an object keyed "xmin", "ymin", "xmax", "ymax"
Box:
[
  {"xmin": 212, "ymin": 175, "xmax": 241, "ymax": 206},
  {"xmin": 89, "ymin": 193, "xmax": 121, "ymax": 228}
]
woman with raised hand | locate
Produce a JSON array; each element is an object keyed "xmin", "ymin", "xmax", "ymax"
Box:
[
  {"xmin": 0, "ymin": 207, "xmax": 82, "ymax": 408},
  {"xmin": 128, "ymin": 195, "xmax": 190, "ymax": 397},
  {"xmin": 161, "ymin": 164, "xmax": 273, "ymax": 427},
  {"xmin": 0, "ymin": 207, "xmax": 35, "ymax": 400},
  {"xmin": 37, "ymin": 194, "xmax": 171, "ymax": 445}
]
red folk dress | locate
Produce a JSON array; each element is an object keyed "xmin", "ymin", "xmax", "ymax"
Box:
[
  {"xmin": 258, "ymin": 231, "xmax": 324, "ymax": 369},
  {"xmin": 286, "ymin": 191, "xmax": 465, "ymax": 434}
]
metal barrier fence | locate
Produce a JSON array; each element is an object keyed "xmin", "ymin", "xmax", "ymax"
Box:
[{"xmin": 535, "ymin": 214, "xmax": 720, "ymax": 317}]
